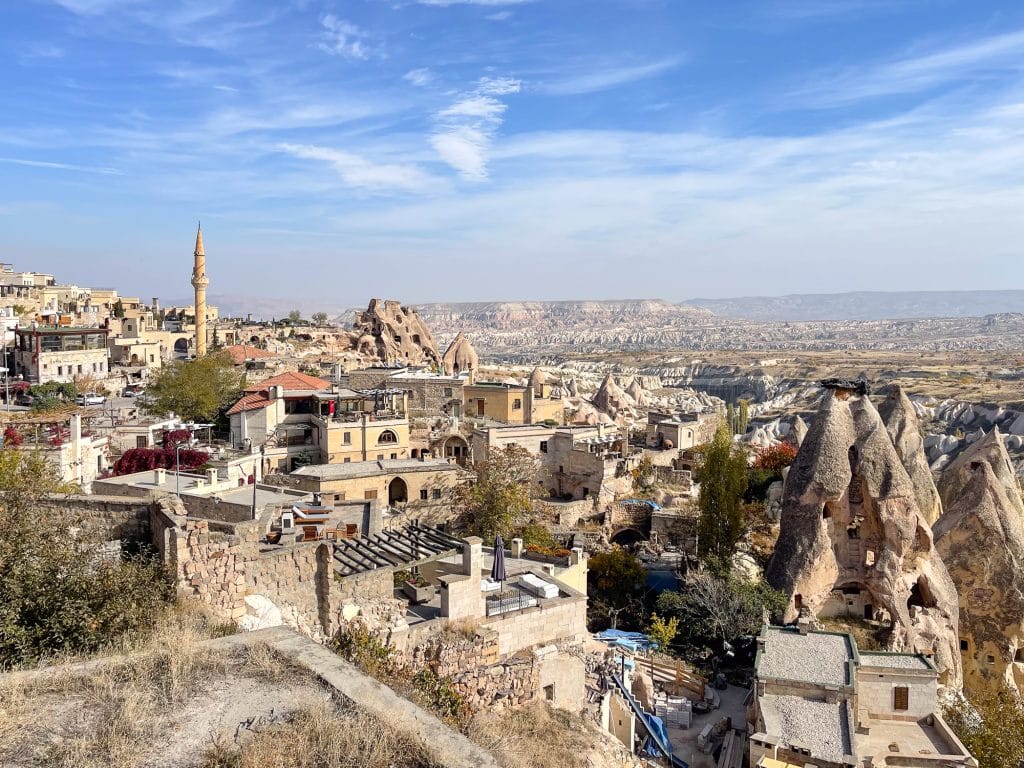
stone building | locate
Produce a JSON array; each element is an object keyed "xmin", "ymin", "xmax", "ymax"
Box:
[
  {"xmin": 14, "ymin": 324, "xmax": 111, "ymax": 384},
  {"xmin": 225, "ymin": 370, "xmax": 412, "ymax": 471},
  {"xmin": 472, "ymin": 423, "xmax": 639, "ymax": 508},
  {"xmin": 464, "ymin": 381, "xmax": 532, "ymax": 423},
  {"xmin": 750, "ymin": 625, "xmax": 976, "ymax": 768},
  {"xmin": 645, "ymin": 410, "xmax": 719, "ymax": 450},
  {"xmin": 281, "ymin": 457, "xmax": 470, "ymax": 525}
]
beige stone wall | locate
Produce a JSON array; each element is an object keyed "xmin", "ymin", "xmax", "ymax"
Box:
[
  {"xmin": 484, "ymin": 597, "xmax": 587, "ymax": 657},
  {"xmin": 37, "ymin": 494, "xmax": 151, "ymax": 543},
  {"xmin": 464, "ymin": 385, "xmax": 527, "ymax": 424},
  {"xmin": 855, "ymin": 667, "xmax": 936, "ymax": 721},
  {"xmin": 323, "ymin": 418, "xmax": 410, "ymax": 462}
]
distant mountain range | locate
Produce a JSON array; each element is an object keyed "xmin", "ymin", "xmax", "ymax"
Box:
[
  {"xmin": 187, "ymin": 290, "xmax": 1024, "ymax": 325},
  {"xmin": 685, "ymin": 290, "xmax": 1024, "ymax": 322}
]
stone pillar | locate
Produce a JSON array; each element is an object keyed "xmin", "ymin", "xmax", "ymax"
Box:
[
  {"xmin": 462, "ymin": 536, "xmax": 482, "ymax": 576},
  {"xmin": 511, "ymin": 537, "xmax": 524, "ymax": 558}
]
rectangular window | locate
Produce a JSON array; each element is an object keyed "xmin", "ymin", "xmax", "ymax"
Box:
[
  {"xmin": 343, "ymin": 432, "xmax": 351, "ymax": 445},
  {"xmin": 57, "ymin": 366, "xmax": 63, "ymax": 376},
  {"xmin": 432, "ymin": 489, "xmax": 442, "ymax": 500},
  {"xmin": 390, "ymin": 453, "xmax": 397, "ymax": 460},
  {"xmin": 77, "ymin": 365, "xmax": 83, "ymax": 374},
  {"xmin": 377, "ymin": 454, "xmax": 383, "ymax": 460},
  {"xmin": 540, "ymin": 440, "xmax": 548, "ymax": 453},
  {"xmin": 136, "ymin": 436, "xmax": 147, "ymax": 448},
  {"xmin": 420, "ymin": 489, "xmax": 428, "ymax": 501},
  {"xmin": 335, "ymin": 492, "xmax": 346, "ymax": 502},
  {"xmin": 443, "ymin": 387, "xmax": 453, "ymax": 398},
  {"xmin": 343, "ymin": 458, "xmax": 351, "ymax": 463},
  {"xmin": 512, "ymin": 398, "xmax": 522, "ymax": 410},
  {"xmin": 893, "ymin": 686, "xmax": 909, "ymax": 711},
  {"xmin": 364, "ymin": 490, "xmax": 377, "ymax": 500}
]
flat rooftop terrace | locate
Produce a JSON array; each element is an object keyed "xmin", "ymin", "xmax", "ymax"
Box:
[
  {"xmin": 760, "ymin": 694, "xmax": 852, "ymax": 764},
  {"xmin": 757, "ymin": 627, "xmax": 853, "ymax": 686}
]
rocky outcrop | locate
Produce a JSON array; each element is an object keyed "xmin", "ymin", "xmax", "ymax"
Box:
[
  {"xmin": 766, "ymin": 388, "xmax": 962, "ymax": 689},
  {"xmin": 625, "ymin": 379, "xmax": 648, "ymax": 407},
  {"xmin": 344, "ymin": 299, "xmax": 441, "ymax": 367},
  {"xmin": 791, "ymin": 415, "xmax": 808, "ymax": 447},
  {"xmin": 934, "ymin": 458, "xmax": 1024, "ymax": 695},
  {"xmin": 878, "ymin": 385, "xmax": 943, "ymax": 524},
  {"xmin": 592, "ymin": 374, "xmax": 633, "ymax": 420},
  {"xmin": 441, "ymin": 332, "xmax": 479, "ymax": 376},
  {"xmin": 937, "ymin": 427, "xmax": 1024, "ymax": 518},
  {"xmin": 527, "ymin": 366, "xmax": 546, "ymax": 392}
]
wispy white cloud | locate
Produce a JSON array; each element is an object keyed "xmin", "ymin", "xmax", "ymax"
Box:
[
  {"xmin": 0, "ymin": 157, "xmax": 123, "ymax": 175},
  {"xmin": 317, "ymin": 14, "xmax": 371, "ymax": 59},
  {"xmin": 404, "ymin": 68, "xmax": 434, "ymax": 87},
  {"xmin": 278, "ymin": 143, "xmax": 436, "ymax": 192},
  {"xmin": 796, "ymin": 27, "xmax": 1024, "ymax": 106},
  {"xmin": 431, "ymin": 76, "xmax": 520, "ymax": 180},
  {"xmin": 418, "ymin": 0, "xmax": 534, "ymax": 6},
  {"xmin": 486, "ymin": 11, "xmax": 513, "ymax": 21},
  {"xmin": 20, "ymin": 43, "xmax": 65, "ymax": 61},
  {"xmin": 538, "ymin": 57, "xmax": 682, "ymax": 96}
]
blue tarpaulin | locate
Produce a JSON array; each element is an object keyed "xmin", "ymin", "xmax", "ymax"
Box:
[{"xmin": 595, "ymin": 629, "xmax": 658, "ymax": 652}]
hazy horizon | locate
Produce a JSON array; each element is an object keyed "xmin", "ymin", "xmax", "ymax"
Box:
[{"xmin": 2, "ymin": 1, "xmax": 1024, "ymax": 304}]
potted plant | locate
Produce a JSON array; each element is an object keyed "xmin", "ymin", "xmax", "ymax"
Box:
[{"xmin": 401, "ymin": 571, "xmax": 433, "ymax": 604}]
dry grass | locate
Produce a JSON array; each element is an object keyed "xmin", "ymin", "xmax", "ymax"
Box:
[
  {"xmin": 468, "ymin": 702, "xmax": 626, "ymax": 768},
  {"xmin": 0, "ymin": 601, "xmax": 236, "ymax": 768},
  {"xmin": 200, "ymin": 701, "xmax": 442, "ymax": 768}
]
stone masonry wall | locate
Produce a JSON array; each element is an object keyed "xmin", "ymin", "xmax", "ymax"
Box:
[{"xmin": 38, "ymin": 494, "xmax": 151, "ymax": 544}]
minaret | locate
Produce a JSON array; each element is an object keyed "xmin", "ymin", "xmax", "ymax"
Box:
[{"xmin": 191, "ymin": 223, "xmax": 209, "ymax": 357}]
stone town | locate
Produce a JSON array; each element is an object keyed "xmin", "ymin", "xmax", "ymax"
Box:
[{"xmin": 6, "ymin": 228, "xmax": 1021, "ymax": 768}]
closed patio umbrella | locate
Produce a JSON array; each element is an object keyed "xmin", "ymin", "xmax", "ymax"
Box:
[{"xmin": 491, "ymin": 534, "xmax": 507, "ymax": 585}]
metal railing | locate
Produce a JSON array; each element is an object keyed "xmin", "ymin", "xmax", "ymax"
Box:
[{"xmin": 485, "ymin": 588, "xmax": 538, "ymax": 617}]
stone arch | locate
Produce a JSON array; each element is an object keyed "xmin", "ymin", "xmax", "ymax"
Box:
[
  {"xmin": 388, "ymin": 476, "xmax": 408, "ymax": 506},
  {"xmin": 173, "ymin": 338, "xmax": 189, "ymax": 355},
  {"xmin": 378, "ymin": 429, "xmax": 398, "ymax": 445},
  {"xmin": 443, "ymin": 435, "xmax": 468, "ymax": 462},
  {"xmin": 610, "ymin": 527, "xmax": 645, "ymax": 546}
]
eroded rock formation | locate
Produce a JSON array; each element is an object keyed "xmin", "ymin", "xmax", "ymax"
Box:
[
  {"xmin": 441, "ymin": 332, "xmax": 479, "ymax": 376},
  {"xmin": 933, "ymin": 428, "xmax": 1024, "ymax": 695},
  {"xmin": 766, "ymin": 387, "xmax": 962, "ymax": 689},
  {"xmin": 345, "ymin": 299, "xmax": 441, "ymax": 367},
  {"xmin": 937, "ymin": 427, "xmax": 1024, "ymax": 518},
  {"xmin": 592, "ymin": 374, "xmax": 633, "ymax": 420},
  {"xmin": 878, "ymin": 385, "xmax": 943, "ymax": 524}
]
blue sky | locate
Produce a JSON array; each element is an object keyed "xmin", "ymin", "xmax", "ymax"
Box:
[{"xmin": 2, "ymin": 0, "xmax": 1024, "ymax": 308}]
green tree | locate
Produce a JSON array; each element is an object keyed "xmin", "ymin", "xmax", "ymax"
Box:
[
  {"xmin": 697, "ymin": 425, "xmax": 749, "ymax": 566},
  {"xmin": 647, "ymin": 613, "xmax": 680, "ymax": 653},
  {"xmin": 144, "ymin": 351, "xmax": 244, "ymax": 422},
  {"xmin": 311, "ymin": 312, "xmax": 329, "ymax": 327},
  {"xmin": 725, "ymin": 403, "xmax": 736, "ymax": 434},
  {"xmin": 737, "ymin": 399, "xmax": 750, "ymax": 434},
  {"xmin": 656, "ymin": 572, "xmax": 786, "ymax": 652},
  {"xmin": 287, "ymin": 309, "xmax": 302, "ymax": 324},
  {"xmin": 454, "ymin": 444, "xmax": 539, "ymax": 540},
  {"xmin": 588, "ymin": 548, "xmax": 647, "ymax": 629},
  {"xmin": 944, "ymin": 686, "xmax": 1024, "ymax": 768},
  {"xmin": 112, "ymin": 299, "xmax": 125, "ymax": 319},
  {"xmin": 0, "ymin": 450, "xmax": 171, "ymax": 668}
]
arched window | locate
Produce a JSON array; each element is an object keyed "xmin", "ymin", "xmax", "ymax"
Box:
[{"xmin": 378, "ymin": 429, "xmax": 398, "ymax": 445}]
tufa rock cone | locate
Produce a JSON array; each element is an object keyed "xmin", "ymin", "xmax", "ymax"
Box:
[
  {"xmin": 766, "ymin": 388, "xmax": 962, "ymax": 690},
  {"xmin": 441, "ymin": 332, "xmax": 479, "ymax": 376},
  {"xmin": 878, "ymin": 384, "xmax": 943, "ymax": 525},
  {"xmin": 934, "ymin": 459, "xmax": 1024, "ymax": 695},
  {"xmin": 937, "ymin": 427, "xmax": 1024, "ymax": 519}
]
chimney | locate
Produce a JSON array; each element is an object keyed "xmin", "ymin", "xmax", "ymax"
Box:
[
  {"xmin": 154, "ymin": 468, "xmax": 166, "ymax": 485},
  {"xmin": 205, "ymin": 468, "xmax": 218, "ymax": 485}
]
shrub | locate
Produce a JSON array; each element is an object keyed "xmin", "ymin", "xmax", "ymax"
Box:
[
  {"xmin": 112, "ymin": 447, "xmax": 209, "ymax": 476},
  {"xmin": 753, "ymin": 442, "xmax": 798, "ymax": 473}
]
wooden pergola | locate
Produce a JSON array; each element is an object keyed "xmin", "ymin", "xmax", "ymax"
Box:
[{"xmin": 332, "ymin": 522, "xmax": 463, "ymax": 577}]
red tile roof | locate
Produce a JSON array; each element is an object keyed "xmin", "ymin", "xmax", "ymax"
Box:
[
  {"xmin": 226, "ymin": 392, "xmax": 272, "ymax": 416},
  {"xmin": 223, "ymin": 344, "xmax": 273, "ymax": 365},
  {"xmin": 243, "ymin": 370, "xmax": 331, "ymax": 393}
]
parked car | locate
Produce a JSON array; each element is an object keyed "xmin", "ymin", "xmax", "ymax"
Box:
[
  {"xmin": 76, "ymin": 392, "xmax": 106, "ymax": 406},
  {"xmin": 15, "ymin": 393, "xmax": 34, "ymax": 406},
  {"xmin": 122, "ymin": 386, "xmax": 142, "ymax": 397}
]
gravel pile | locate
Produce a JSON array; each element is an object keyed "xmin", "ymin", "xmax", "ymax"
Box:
[
  {"xmin": 758, "ymin": 628, "xmax": 852, "ymax": 685},
  {"xmin": 860, "ymin": 652, "xmax": 931, "ymax": 670},
  {"xmin": 762, "ymin": 695, "xmax": 852, "ymax": 762}
]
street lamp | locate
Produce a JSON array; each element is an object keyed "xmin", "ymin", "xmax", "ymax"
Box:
[{"xmin": 251, "ymin": 444, "xmax": 265, "ymax": 520}]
